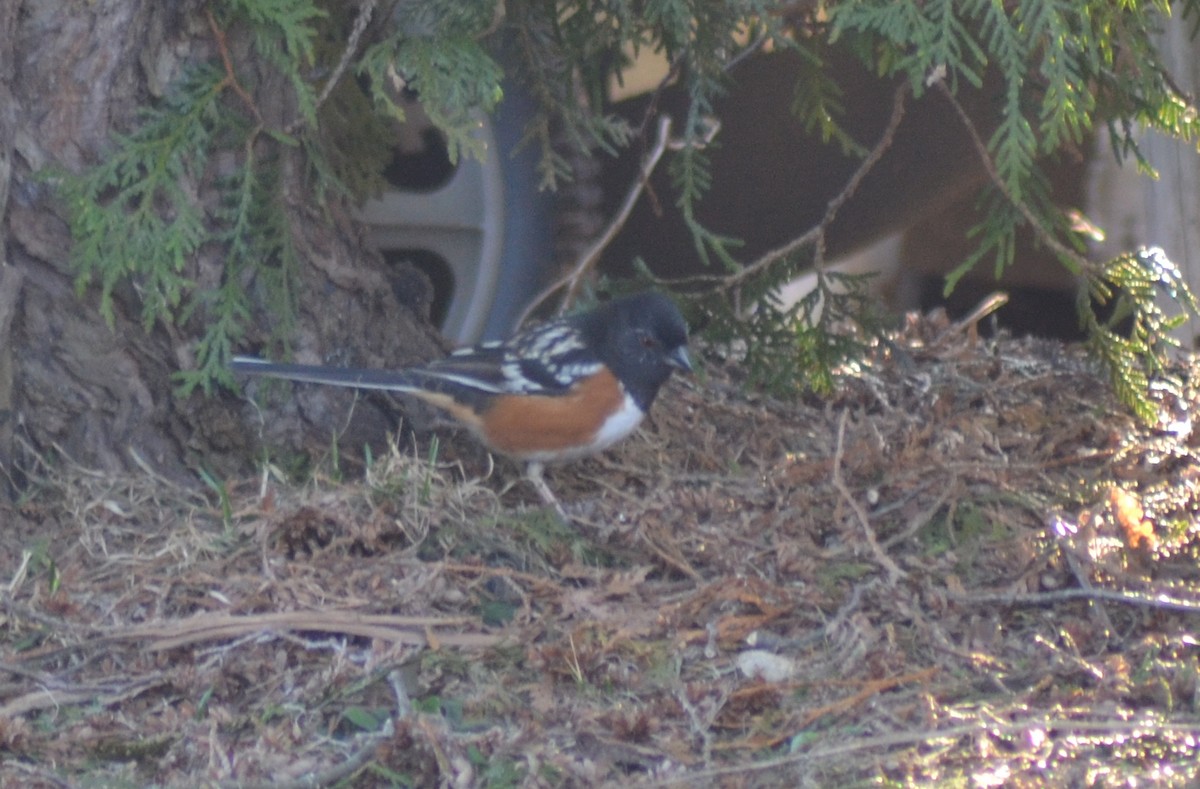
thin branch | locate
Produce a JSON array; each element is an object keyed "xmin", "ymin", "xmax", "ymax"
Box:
[
  {"xmin": 723, "ymin": 32, "xmax": 771, "ymax": 75},
  {"xmin": 206, "ymin": 7, "xmax": 263, "ymax": 124},
  {"xmin": 664, "ymin": 81, "xmax": 909, "ymax": 292},
  {"xmin": 0, "ymin": 674, "xmax": 169, "ymax": 718},
  {"xmin": 881, "ymin": 484, "xmax": 955, "ymax": 549},
  {"xmin": 934, "ymin": 79, "xmax": 1093, "ymax": 273},
  {"xmin": 310, "ymin": 0, "xmax": 378, "ymax": 121},
  {"xmin": 628, "ymin": 33, "xmax": 766, "ymax": 221},
  {"xmin": 125, "ymin": 609, "xmax": 500, "ymax": 651},
  {"xmin": 475, "ymin": 0, "xmax": 506, "ymax": 40},
  {"xmin": 713, "ymin": 667, "xmax": 938, "ymax": 752},
  {"xmin": 516, "ymin": 116, "xmax": 676, "ymax": 324},
  {"xmin": 0, "ymin": 606, "xmax": 501, "ymax": 662},
  {"xmin": 932, "ymin": 291, "xmax": 1010, "ymax": 345},
  {"xmin": 221, "ymin": 722, "xmax": 393, "ymax": 789},
  {"xmin": 814, "ymin": 81, "xmax": 910, "ymax": 269},
  {"xmin": 652, "ymin": 715, "xmax": 1200, "ymax": 786},
  {"xmin": 949, "ymin": 586, "xmax": 1200, "ymax": 613},
  {"xmin": 512, "ymin": 33, "xmax": 814, "ymax": 316},
  {"xmin": 832, "ymin": 409, "xmax": 907, "ymax": 583}
]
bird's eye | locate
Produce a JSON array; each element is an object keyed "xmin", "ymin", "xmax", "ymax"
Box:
[{"xmin": 641, "ymin": 335, "xmax": 658, "ymax": 349}]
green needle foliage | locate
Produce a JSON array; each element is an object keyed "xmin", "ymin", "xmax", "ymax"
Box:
[
  {"xmin": 1080, "ymin": 248, "xmax": 1200, "ymax": 423},
  {"xmin": 55, "ymin": 0, "xmax": 1200, "ymax": 422},
  {"xmin": 358, "ymin": 1, "xmax": 504, "ymax": 165},
  {"xmin": 59, "ymin": 0, "xmax": 507, "ymax": 397},
  {"xmin": 61, "ymin": 63, "xmax": 225, "ymax": 335},
  {"xmin": 59, "ymin": 3, "xmax": 320, "ymax": 396},
  {"xmin": 820, "ymin": 0, "xmax": 1200, "ymax": 417}
]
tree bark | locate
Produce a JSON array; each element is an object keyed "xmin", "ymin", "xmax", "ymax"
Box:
[
  {"xmin": 0, "ymin": 0, "xmax": 18, "ymax": 487},
  {"xmin": 4, "ymin": 0, "xmax": 442, "ymax": 486}
]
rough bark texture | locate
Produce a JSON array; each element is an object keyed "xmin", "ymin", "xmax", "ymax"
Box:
[
  {"xmin": 0, "ymin": 0, "xmax": 17, "ymax": 488},
  {"xmin": 4, "ymin": 1, "xmax": 442, "ymax": 486}
]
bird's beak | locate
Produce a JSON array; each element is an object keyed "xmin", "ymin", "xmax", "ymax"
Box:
[{"xmin": 666, "ymin": 346, "xmax": 693, "ymax": 374}]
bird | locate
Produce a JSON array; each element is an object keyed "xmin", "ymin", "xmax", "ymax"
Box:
[{"xmin": 231, "ymin": 291, "xmax": 692, "ymax": 508}]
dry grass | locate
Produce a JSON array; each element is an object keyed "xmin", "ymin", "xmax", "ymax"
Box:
[{"xmin": 4, "ymin": 313, "xmax": 1200, "ymax": 787}]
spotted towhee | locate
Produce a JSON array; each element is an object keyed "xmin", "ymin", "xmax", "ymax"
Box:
[{"xmin": 231, "ymin": 291, "xmax": 692, "ymax": 505}]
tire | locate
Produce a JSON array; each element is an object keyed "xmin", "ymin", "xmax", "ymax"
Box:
[{"xmin": 356, "ymin": 84, "xmax": 556, "ymax": 345}]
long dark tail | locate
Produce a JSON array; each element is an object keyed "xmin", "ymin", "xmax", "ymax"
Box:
[{"xmin": 230, "ymin": 356, "xmax": 420, "ymax": 393}]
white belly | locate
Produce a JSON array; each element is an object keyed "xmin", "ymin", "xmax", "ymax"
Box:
[{"xmin": 589, "ymin": 392, "xmax": 645, "ymax": 452}]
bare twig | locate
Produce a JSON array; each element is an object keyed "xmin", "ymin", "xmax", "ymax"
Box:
[
  {"xmin": 1060, "ymin": 538, "xmax": 1116, "ymax": 632},
  {"xmin": 475, "ymin": 0, "xmax": 506, "ymax": 40},
  {"xmin": 4, "ymin": 762, "xmax": 76, "ymax": 789},
  {"xmin": 723, "ymin": 32, "xmax": 771, "ymax": 75},
  {"xmin": 214, "ymin": 0, "xmax": 377, "ymax": 135},
  {"xmin": 675, "ymin": 683, "xmax": 724, "ymax": 767},
  {"xmin": 206, "ymin": 8, "xmax": 263, "ymax": 124},
  {"xmin": 520, "ymin": 34, "xmax": 879, "ymax": 315},
  {"xmin": 934, "ymin": 291, "xmax": 1010, "ymax": 344},
  {"xmin": 934, "ymin": 80, "xmax": 1093, "ymax": 273},
  {"xmin": 813, "ymin": 82, "xmax": 910, "ymax": 269},
  {"xmin": 653, "ymin": 715, "xmax": 1200, "ymax": 785},
  {"xmin": 881, "ymin": 484, "xmax": 955, "ymax": 549},
  {"xmin": 949, "ymin": 586, "xmax": 1200, "ymax": 613},
  {"xmin": 832, "ymin": 409, "xmax": 907, "ymax": 583},
  {"xmin": 438, "ymin": 560, "xmax": 564, "ymax": 592},
  {"xmin": 662, "ymin": 81, "xmax": 910, "ymax": 292},
  {"xmin": 126, "ymin": 610, "xmax": 501, "ymax": 651},
  {"xmin": 310, "ymin": 0, "xmax": 377, "ymax": 120},
  {"xmin": 0, "ymin": 674, "xmax": 169, "ymax": 718},
  {"xmin": 516, "ymin": 116, "xmax": 676, "ymax": 324},
  {"xmin": 638, "ymin": 529, "xmax": 703, "ymax": 582},
  {"xmin": 221, "ymin": 723, "xmax": 393, "ymax": 789}
]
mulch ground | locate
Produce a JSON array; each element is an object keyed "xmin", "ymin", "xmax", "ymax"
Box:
[{"xmin": 3, "ymin": 312, "xmax": 1200, "ymax": 787}]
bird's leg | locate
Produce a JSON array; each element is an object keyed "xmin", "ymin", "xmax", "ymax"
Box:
[{"xmin": 526, "ymin": 461, "xmax": 568, "ymax": 520}]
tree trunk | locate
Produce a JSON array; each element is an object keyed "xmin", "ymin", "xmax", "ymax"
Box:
[
  {"xmin": 1142, "ymin": 21, "xmax": 1200, "ymax": 351},
  {"xmin": 4, "ymin": 0, "xmax": 441, "ymax": 487}
]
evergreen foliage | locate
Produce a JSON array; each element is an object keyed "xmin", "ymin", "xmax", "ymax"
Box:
[
  {"xmin": 56, "ymin": 0, "xmax": 1200, "ymax": 420},
  {"xmin": 63, "ymin": 63, "xmax": 224, "ymax": 338},
  {"xmin": 358, "ymin": 1, "xmax": 504, "ymax": 165},
  {"xmin": 1080, "ymin": 248, "xmax": 1199, "ymax": 423},
  {"xmin": 824, "ymin": 0, "xmax": 1200, "ymax": 415}
]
